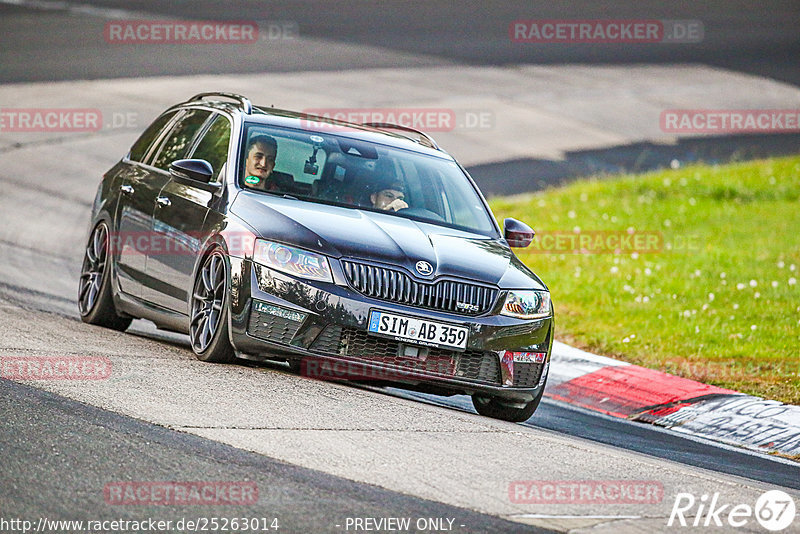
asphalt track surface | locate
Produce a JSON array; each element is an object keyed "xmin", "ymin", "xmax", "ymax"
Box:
[
  {"xmin": 2, "ymin": 1, "xmax": 800, "ymax": 533},
  {"xmin": 1, "ymin": 1, "xmax": 799, "ymax": 85},
  {"xmin": 0, "ymin": 379, "xmax": 547, "ymax": 534}
]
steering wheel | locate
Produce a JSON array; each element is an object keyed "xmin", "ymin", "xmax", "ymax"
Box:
[{"xmin": 398, "ymin": 207, "xmax": 444, "ymax": 221}]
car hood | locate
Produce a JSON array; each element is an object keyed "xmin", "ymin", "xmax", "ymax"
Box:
[{"xmin": 231, "ymin": 191, "xmax": 546, "ymax": 290}]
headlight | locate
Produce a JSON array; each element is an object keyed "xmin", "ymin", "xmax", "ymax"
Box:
[
  {"xmin": 501, "ymin": 290, "xmax": 551, "ymax": 319},
  {"xmin": 252, "ymin": 239, "xmax": 333, "ymax": 283}
]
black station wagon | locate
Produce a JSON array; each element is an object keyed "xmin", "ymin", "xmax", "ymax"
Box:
[{"xmin": 79, "ymin": 92, "xmax": 553, "ymax": 422}]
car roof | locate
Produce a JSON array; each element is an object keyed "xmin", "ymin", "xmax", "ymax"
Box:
[{"xmin": 171, "ymin": 93, "xmax": 453, "ymax": 161}]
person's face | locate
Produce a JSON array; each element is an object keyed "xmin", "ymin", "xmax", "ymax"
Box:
[
  {"xmin": 245, "ymin": 142, "xmax": 276, "ymax": 180},
  {"xmin": 371, "ymin": 188, "xmax": 405, "ymax": 210}
]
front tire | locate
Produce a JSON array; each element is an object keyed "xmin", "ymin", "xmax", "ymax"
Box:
[
  {"xmin": 472, "ymin": 388, "xmax": 545, "ymax": 422},
  {"xmin": 78, "ymin": 222, "xmax": 132, "ymax": 331},
  {"xmin": 189, "ymin": 249, "xmax": 236, "ymax": 363}
]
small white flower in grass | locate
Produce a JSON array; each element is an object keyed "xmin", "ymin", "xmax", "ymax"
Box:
[
  {"xmin": 733, "ymin": 303, "xmax": 739, "ymax": 310},
  {"xmin": 721, "ymin": 280, "xmax": 727, "ymax": 285},
  {"xmin": 670, "ymin": 159, "xmax": 680, "ymax": 169},
  {"xmin": 702, "ymin": 304, "xmax": 708, "ymax": 311},
  {"xmin": 635, "ymin": 295, "xmax": 642, "ymax": 303},
  {"xmin": 573, "ymin": 226, "xmax": 581, "ymax": 233},
  {"xmin": 568, "ymin": 210, "xmax": 576, "ymax": 219},
  {"xmin": 695, "ymin": 326, "xmax": 700, "ymax": 334},
  {"xmin": 688, "ymin": 197, "xmax": 696, "ymax": 206},
  {"xmin": 777, "ymin": 260, "xmax": 785, "ymax": 268},
  {"xmin": 610, "ymin": 266, "xmax": 619, "ymax": 274},
  {"xmin": 791, "ymin": 264, "xmax": 797, "ymax": 271},
  {"xmin": 708, "ymin": 292, "xmax": 715, "ymax": 301},
  {"xmin": 694, "ymin": 269, "xmax": 701, "ymax": 277},
  {"xmin": 737, "ymin": 283, "xmax": 745, "ymax": 290},
  {"xmin": 630, "ymin": 334, "xmax": 636, "ymax": 339},
  {"xmin": 631, "ymin": 252, "xmax": 639, "ymax": 260},
  {"xmin": 772, "ymin": 281, "xmax": 779, "ymax": 288},
  {"xmin": 720, "ymin": 272, "xmax": 726, "ymax": 278},
  {"xmin": 642, "ymin": 296, "xmax": 650, "ymax": 303},
  {"xmin": 749, "ymin": 280, "xmax": 757, "ymax": 287},
  {"xmin": 754, "ymin": 292, "xmax": 760, "ymax": 298},
  {"xmin": 789, "ymin": 277, "xmax": 797, "ymax": 286},
  {"xmin": 622, "ymin": 337, "xmax": 630, "ymax": 343},
  {"xmin": 751, "ymin": 325, "xmax": 757, "ymax": 331},
  {"xmin": 611, "ymin": 216, "xmax": 618, "ymax": 223},
  {"xmin": 663, "ymin": 177, "xmax": 672, "ymax": 186},
  {"xmin": 644, "ymin": 268, "xmax": 652, "ymax": 275},
  {"xmin": 682, "ymin": 310, "xmax": 691, "ymax": 318},
  {"xmin": 663, "ymin": 219, "xmax": 671, "ymax": 227},
  {"xmin": 730, "ymin": 316, "xmax": 736, "ymax": 320}
]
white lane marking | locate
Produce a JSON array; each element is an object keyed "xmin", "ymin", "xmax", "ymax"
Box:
[
  {"xmin": 0, "ymin": 0, "xmax": 153, "ymax": 19},
  {"xmin": 510, "ymin": 514, "xmax": 642, "ymax": 519}
]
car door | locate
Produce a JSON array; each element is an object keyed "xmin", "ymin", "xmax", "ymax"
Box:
[
  {"xmin": 113, "ymin": 110, "xmax": 178, "ymax": 298},
  {"xmin": 143, "ymin": 111, "xmax": 229, "ymax": 312}
]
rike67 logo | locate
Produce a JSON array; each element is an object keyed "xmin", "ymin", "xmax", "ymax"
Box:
[{"xmin": 669, "ymin": 490, "xmax": 796, "ymax": 531}]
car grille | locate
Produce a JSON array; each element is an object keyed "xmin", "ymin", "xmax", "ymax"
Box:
[
  {"xmin": 340, "ymin": 260, "xmax": 498, "ymax": 316},
  {"xmin": 513, "ymin": 362, "xmax": 545, "ymax": 388},
  {"xmin": 247, "ymin": 307, "xmax": 303, "ymax": 344},
  {"xmin": 309, "ymin": 326, "xmax": 502, "ymax": 385}
]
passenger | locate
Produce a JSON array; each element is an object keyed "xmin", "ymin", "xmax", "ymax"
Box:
[
  {"xmin": 243, "ymin": 135, "xmax": 293, "ymax": 192},
  {"xmin": 370, "ymin": 179, "xmax": 408, "ymax": 211}
]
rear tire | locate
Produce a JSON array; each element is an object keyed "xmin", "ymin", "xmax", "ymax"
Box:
[
  {"xmin": 472, "ymin": 387, "xmax": 544, "ymax": 422},
  {"xmin": 78, "ymin": 222, "xmax": 132, "ymax": 331},
  {"xmin": 189, "ymin": 249, "xmax": 236, "ymax": 363}
]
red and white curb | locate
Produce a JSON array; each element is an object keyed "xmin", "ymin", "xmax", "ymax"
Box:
[{"xmin": 546, "ymin": 341, "xmax": 800, "ymax": 457}]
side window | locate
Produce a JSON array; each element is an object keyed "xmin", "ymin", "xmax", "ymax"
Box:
[
  {"xmin": 189, "ymin": 114, "xmax": 231, "ymax": 180},
  {"xmin": 128, "ymin": 111, "xmax": 177, "ymax": 163},
  {"xmin": 151, "ymin": 109, "xmax": 212, "ymax": 171}
]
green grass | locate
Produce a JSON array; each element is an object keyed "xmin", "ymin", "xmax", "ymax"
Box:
[{"xmin": 489, "ymin": 156, "xmax": 800, "ymax": 404}]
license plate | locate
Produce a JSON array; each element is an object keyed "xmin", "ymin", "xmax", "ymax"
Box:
[{"xmin": 367, "ymin": 310, "xmax": 469, "ymax": 351}]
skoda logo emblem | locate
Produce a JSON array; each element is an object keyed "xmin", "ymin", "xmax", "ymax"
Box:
[{"xmin": 415, "ymin": 261, "xmax": 433, "ymax": 276}]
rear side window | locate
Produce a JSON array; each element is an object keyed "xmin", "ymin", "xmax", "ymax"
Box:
[
  {"xmin": 189, "ymin": 114, "xmax": 231, "ymax": 180},
  {"xmin": 151, "ymin": 109, "xmax": 212, "ymax": 171},
  {"xmin": 128, "ymin": 111, "xmax": 177, "ymax": 163}
]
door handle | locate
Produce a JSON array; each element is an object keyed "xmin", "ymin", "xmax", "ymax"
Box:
[
  {"xmin": 156, "ymin": 196, "xmax": 171, "ymax": 208},
  {"xmin": 120, "ymin": 184, "xmax": 134, "ymax": 195}
]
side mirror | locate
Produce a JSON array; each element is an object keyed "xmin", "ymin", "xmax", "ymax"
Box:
[
  {"xmin": 169, "ymin": 159, "xmax": 221, "ymax": 192},
  {"xmin": 504, "ymin": 218, "xmax": 535, "ymax": 248}
]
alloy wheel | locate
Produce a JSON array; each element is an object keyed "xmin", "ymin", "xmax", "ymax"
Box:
[
  {"xmin": 78, "ymin": 223, "xmax": 109, "ymax": 315},
  {"xmin": 190, "ymin": 251, "xmax": 226, "ymax": 353}
]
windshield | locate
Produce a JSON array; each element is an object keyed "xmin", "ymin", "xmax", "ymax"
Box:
[{"xmin": 240, "ymin": 123, "xmax": 498, "ymax": 236}]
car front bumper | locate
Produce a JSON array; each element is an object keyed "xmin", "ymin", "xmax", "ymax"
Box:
[{"xmin": 228, "ymin": 258, "xmax": 553, "ymax": 402}]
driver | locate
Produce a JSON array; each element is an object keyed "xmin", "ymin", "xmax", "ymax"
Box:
[
  {"xmin": 370, "ymin": 178, "xmax": 408, "ymax": 211},
  {"xmin": 243, "ymin": 135, "xmax": 293, "ymax": 192}
]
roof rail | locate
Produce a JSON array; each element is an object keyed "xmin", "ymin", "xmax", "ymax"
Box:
[
  {"xmin": 188, "ymin": 92, "xmax": 252, "ymax": 114},
  {"xmin": 362, "ymin": 122, "xmax": 440, "ymax": 150}
]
